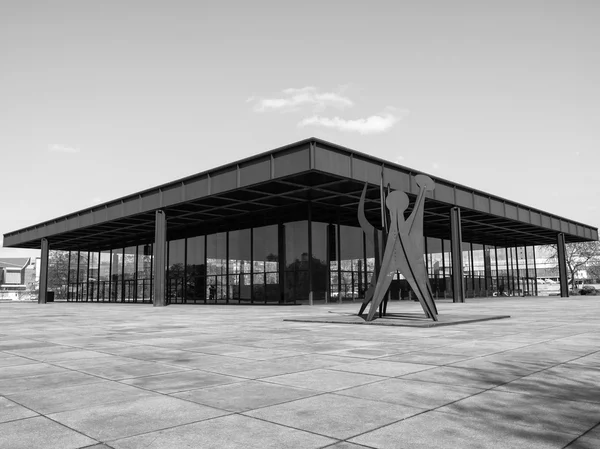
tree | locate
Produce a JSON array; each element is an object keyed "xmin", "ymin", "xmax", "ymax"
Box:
[
  {"xmin": 543, "ymin": 241, "xmax": 600, "ymax": 290},
  {"xmin": 46, "ymin": 250, "xmax": 70, "ymax": 299}
]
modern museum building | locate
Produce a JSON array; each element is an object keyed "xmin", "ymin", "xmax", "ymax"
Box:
[{"xmin": 3, "ymin": 138, "xmax": 598, "ymax": 306}]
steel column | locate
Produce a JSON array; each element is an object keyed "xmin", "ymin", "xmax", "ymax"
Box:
[
  {"xmin": 38, "ymin": 238, "xmax": 49, "ymax": 304},
  {"xmin": 153, "ymin": 210, "xmax": 167, "ymax": 306},
  {"xmin": 557, "ymin": 233, "xmax": 570, "ymax": 297},
  {"xmin": 450, "ymin": 207, "xmax": 465, "ymax": 303}
]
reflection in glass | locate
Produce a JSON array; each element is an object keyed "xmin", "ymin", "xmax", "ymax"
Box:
[
  {"xmin": 328, "ymin": 224, "xmax": 339, "ymax": 300},
  {"xmin": 168, "ymin": 239, "xmax": 185, "ymax": 303},
  {"xmin": 339, "ymin": 225, "xmax": 364, "ymax": 301},
  {"xmin": 427, "ymin": 238, "xmax": 444, "ymax": 298},
  {"xmin": 48, "ymin": 250, "xmax": 69, "ymax": 300},
  {"xmin": 443, "ymin": 239, "xmax": 452, "ymax": 298},
  {"xmin": 78, "ymin": 251, "xmax": 89, "ymax": 301},
  {"xmin": 186, "ymin": 236, "xmax": 206, "ymax": 303},
  {"xmin": 122, "ymin": 246, "xmax": 136, "ymax": 302},
  {"xmin": 99, "ymin": 251, "xmax": 111, "ymax": 301},
  {"xmin": 311, "ymin": 222, "xmax": 329, "ymax": 302},
  {"xmin": 472, "ymin": 243, "xmax": 484, "ymax": 296},
  {"xmin": 229, "ymin": 230, "xmax": 251, "ymax": 301},
  {"xmin": 284, "ymin": 221, "xmax": 308, "ymax": 303},
  {"xmin": 207, "ymin": 232, "xmax": 227, "ymax": 301},
  {"xmin": 137, "ymin": 244, "xmax": 152, "ymax": 302},
  {"xmin": 253, "ymin": 225, "xmax": 279, "ymax": 302},
  {"xmin": 111, "ymin": 249, "xmax": 123, "ymax": 302},
  {"xmin": 496, "ymin": 247, "xmax": 508, "ymax": 296}
]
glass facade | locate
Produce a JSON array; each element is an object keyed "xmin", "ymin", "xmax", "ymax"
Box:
[
  {"xmin": 186, "ymin": 237, "xmax": 205, "ymax": 303},
  {"xmin": 167, "ymin": 239, "xmax": 185, "ymax": 303},
  {"xmin": 54, "ymin": 213, "xmax": 548, "ymax": 304}
]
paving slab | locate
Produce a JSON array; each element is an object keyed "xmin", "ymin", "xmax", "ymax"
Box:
[
  {"xmin": 120, "ymin": 369, "xmax": 243, "ymax": 393},
  {"xmin": 262, "ymin": 368, "xmax": 384, "ymax": 392},
  {"xmin": 0, "ymin": 354, "xmax": 39, "ymax": 367},
  {"xmin": 325, "ymin": 443, "xmax": 376, "ymax": 449},
  {"xmin": 0, "ymin": 416, "xmax": 97, "ymax": 449},
  {"xmin": 109, "ymin": 414, "xmax": 335, "ymax": 449},
  {"xmin": 329, "ymin": 360, "xmax": 434, "ymax": 377},
  {"xmin": 73, "ymin": 359, "xmax": 192, "ymax": 380},
  {"xmin": 244, "ymin": 393, "xmax": 424, "ymax": 439},
  {"xmin": 380, "ymin": 351, "xmax": 474, "ymax": 365},
  {"xmin": 0, "ymin": 362, "xmax": 66, "ymax": 379},
  {"xmin": 565, "ymin": 425, "xmax": 600, "ymax": 448},
  {"xmin": 335, "ymin": 378, "xmax": 482, "ymax": 409},
  {"xmin": 0, "ymin": 370, "xmax": 104, "ymax": 395},
  {"xmin": 48, "ymin": 395, "xmax": 229, "ymax": 441},
  {"xmin": 436, "ymin": 389, "xmax": 600, "ymax": 435},
  {"xmin": 7, "ymin": 381, "xmax": 158, "ymax": 414},
  {"xmin": 0, "ymin": 396, "xmax": 38, "ymax": 423},
  {"xmin": 172, "ymin": 379, "xmax": 320, "ymax": 411},
  {"xmin": 400, "ymin": 365, "xmax": 520, "ymax": 389},
  {"xmin": 350, "ymin": 410, "xmax": 576, "ymax": 449},
  {"xmin": 496, "ymin": 364, "xmax": 600, "ymax": 402}
]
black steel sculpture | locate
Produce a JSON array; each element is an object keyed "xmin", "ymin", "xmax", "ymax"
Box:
[{"xmin": 357, "ymin": 174, "xmax": 438, "ymax": 321}]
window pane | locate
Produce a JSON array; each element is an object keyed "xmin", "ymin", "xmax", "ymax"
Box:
[
  {"xmin": 207, "ymin": 232, "xmax": 227, "ymax": 300},
  {"xmin": 168, "ymin": 239, "xmax": 185, "ymax": 303},
  {"xmin": 123, "ymin": 246, "xmax": 136, "ymax": 302},
  {"xmin": 229, "ymin": 229, "xmax": 251, "ymax": 301},
  {"xmin": 253, "ymin": 225, "xmax": 279, "ymax": 302},
  {"xmin": 186, "ymin": 236, "xmax": 205, "ymax": 302},
  {"xmin": 284, "ymin": 221, "xmax": 308, "ymax": 303},
  {"xmin": 311, "ymin": 221, "xmax": 329, "ymax": 302},
  {"xmin": 111, "ymin": 249, "xmax": 123, "ymax": 302}
]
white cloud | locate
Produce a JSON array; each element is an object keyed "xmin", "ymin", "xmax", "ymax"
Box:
[
  {"xmin": 395, "ymin": 155, "xmax": 405, "ymax": 163},
  {"xmin": 252, "ymin": 86, "xmax": 353, "ymax": 112},
  {"xmin": 90, "ymin": 197, "xmax": 103, "ymax": 205},
  {"xmin": 298, "ymin": 112, "xmax": 401, "ymax": 135},
  {"xmin": 432, "ymin": 162, "xmax": 440, "ymax": 170},
  {"xmin": 48, "ymin": 144, "xmax": 80, "ymax": 153}
]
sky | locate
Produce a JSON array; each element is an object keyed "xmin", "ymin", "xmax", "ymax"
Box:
[{"xmin": 1, "ymin": 0, "xmax": 599, "ymax": 258}]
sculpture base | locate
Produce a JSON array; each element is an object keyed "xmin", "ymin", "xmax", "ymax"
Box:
[{"xmin": 284, "ymin": 312, "xmax": 510, "ymax": 328}]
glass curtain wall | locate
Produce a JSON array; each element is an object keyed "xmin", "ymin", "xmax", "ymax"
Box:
[
  {"xmin": 111, "ymin": 249, "xmax": 123, "ymax": 302},
  {"xmin": 57, "ymin": 232, "xmax": 547, "ymax": 305},
  {"xmin": 426, "ymin": 238, "xmax": 444, "ymax": 298},
  {"xmin": 253, "ymin": 225, "xmax": 279, "ymax": 303},
  {"xmin": 472, "ymin": 244, "xmax": 485, "ymax": 297},
  {"xmin": 137, "ymin": 245, "xmax": 152, "ymax": 302},
  {"xmin": 87, "ymin": 252, "xmax": 99, "ymax": 301},
  {"xmin": 364, "ymin": 229, "xmax": 379, "ymax": 301},
  {"xmin": 167, "ymin": 239, "xmax": 186, "ymax": 304},
  {"xmin": 284, "ymin": 222, "xmax": 309, "ymax": 303},
  {"xmin": 47, "ymin": 250, "xmax": 69, "ymax": 300},
  {"xmin": 186, "ymin": 237, "xmax": 205, "ymax": 303},
  {"xmin": 99, "ymin": 251, "xmax": 111, "ymax": 301},
  {"xmin": 68, "ymin": 251, "xmax": 78, "ymax": 300},
  {"xmin": 78, "ymin": 252, "xmax": 88, "ymax": 301},
  {"xmin": 339, "ymin": 225, "xmax": 364, "ymax": 301},
  {"xmin": 526, "ymin": 246, "xmax": 537, "ymax": 295},
  {"xmin": 328, "ymin": 224, "xmax": 339, "ymax": 301},
  {"xmin": 229, "ymin": 229, "xmax": 251, "ymax": 302},
  {"xmin": 123, "ymin": 247, "xmax": 136, "ymax": 302},
  {"xmin": 442, "ymin": 239, "xmax": 452, "ymax": 298},
  {"xmin": 207, "ymin": 232, "xmax": 227, "ymax": 302},
  {"xmin": 311, "ymin": 222, "xmax": 329, "ymax": 302}
]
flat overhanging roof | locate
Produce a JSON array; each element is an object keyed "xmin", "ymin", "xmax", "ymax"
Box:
[{"xmin": 3, "ymin": 138, "xmax": 598, "ymax": 251}]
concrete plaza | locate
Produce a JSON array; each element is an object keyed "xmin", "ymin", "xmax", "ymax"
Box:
[{"xmin": 1, "ymin": 297, "xmax": 599, "ymax": 449}]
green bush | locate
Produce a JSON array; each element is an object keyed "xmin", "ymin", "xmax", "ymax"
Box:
[{"xmin": 579, "ymin": 286, "xmax": 598, "ymax": 296}]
